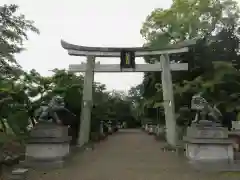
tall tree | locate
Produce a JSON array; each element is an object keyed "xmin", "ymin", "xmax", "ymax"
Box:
[
  {"xmin": 0, "ymin": 4, "xmax": 39, "ymax": 78},
  {"xmin": 137, "ymin": 0, "xmax": 240, "ymax": 135}
]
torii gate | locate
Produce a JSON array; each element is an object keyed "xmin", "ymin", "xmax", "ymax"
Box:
[{"xmin": 61, "ymin": 39, "xmax": 196, "ymax": 147}]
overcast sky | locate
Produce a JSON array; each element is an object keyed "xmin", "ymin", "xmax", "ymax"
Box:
[{"xmin": 2, "ymin": 0, "xmax": 171, "ymax": 91}]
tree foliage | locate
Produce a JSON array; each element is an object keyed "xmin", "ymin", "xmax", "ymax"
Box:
[
  {"xmin": 0, "ymin": 4, "xmax": 39, "ymax": 78},
  {"xmin": 131, "ymin": 0, "xmax": 240, "ymax": 127}
]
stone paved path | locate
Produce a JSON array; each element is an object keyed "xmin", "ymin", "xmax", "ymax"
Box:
[{"xmin": 30, "ymin": 129, "xmax": 240, "ymax": 180}]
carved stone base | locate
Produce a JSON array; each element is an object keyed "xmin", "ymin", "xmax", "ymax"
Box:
[
  {"xmin": 184, "ymin": 125, "xmax": 236, "ymax": 171},
  {"xmin": 9, "ymin": 168, "xmax": 28, "ymax": 180},
  {"xmin": 186, "ymin": 143, "xmax": 234, "ymax": 162},
  {"xmin": 24, "ymin": 142, "xmax": 70, "ymax": 169},
  {"xmin": 23, "ymin": 158, "xmax": 65, "ymax": 169},
  {"xmin": 24, "ymin": 123, "xmax": 71, "ymax": 169},
  {"xmin": 188, "ymin": 160, "xmax": 240, "ymax": 172},
  {"xmin": 186, "ymin": 126, "xmax": 228, "ymax": 139},
  {"xmin": 26, "ymin": 143, "xmax": 70, "ymax": 160}
]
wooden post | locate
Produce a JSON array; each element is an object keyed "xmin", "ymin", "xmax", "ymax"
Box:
[
  {"xmin": 161, "ymin": 54, "xmax": 177, "ymax": 147},
  {"xmin": 78, "ymin": 56, "xmax": 95, "ymax": 147}
]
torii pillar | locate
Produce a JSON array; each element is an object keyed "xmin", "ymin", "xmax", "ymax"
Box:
[
  {"xmin": 78, "ymin": 56, "xmax": 95, "ymax": 147},
  {"xmin": 161, "ymin": 54, "xmax": 177, "ymax": 146}
]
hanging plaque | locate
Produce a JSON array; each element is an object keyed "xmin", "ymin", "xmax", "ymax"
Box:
[{"xmin": 120, "ymin": 50, "xmax": 135, "ymax": 69}]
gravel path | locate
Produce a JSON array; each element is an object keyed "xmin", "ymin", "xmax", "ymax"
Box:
[{"xmin": 29, "ymin": 129, "xmax": 240, "ymax": 180}]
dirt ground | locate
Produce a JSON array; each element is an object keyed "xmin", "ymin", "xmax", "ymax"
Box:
[{"xmin": 27, "ymin": 129, "xmax": 240, "ymax": 180}]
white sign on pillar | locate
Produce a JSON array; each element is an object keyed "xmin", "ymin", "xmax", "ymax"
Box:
[
  {"xmin": 161, "ymin": 54, "xmax": 177, "ymax": 147},
  {"xmin": 78, "ymin": 56, "xmax": 95, "ymax": 147}
]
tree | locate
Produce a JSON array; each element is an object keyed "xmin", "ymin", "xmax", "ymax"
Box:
[
  {"xmin": 0, "ymin": 4, "xmax": 39, "ymax": 78},
  {"xmin": 0, "ymin": 4, "xmax": 39, "ymax": 136},
  {"xmin": 141, "ymin": 0, "xmax": 239, "ymax": 44},
  {"xmin": 0, "ymin": 4, "xmax": 41, "ymax": 168},
  {"xmin": 136, "ymin": 0, "xmax": 240, "ymax": 145}
]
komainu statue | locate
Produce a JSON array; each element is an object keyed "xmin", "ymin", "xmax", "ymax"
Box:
[
  {"xmin": 34, "ymin": 96, "xmax": 79, "ymax": 145},
  {"xmin": 35, "ymin": 96, "xmax": 76, "ymax": 125},
  {"xmin": 191, "ymin": 93, "xmax": 222, "ymax": 124}
]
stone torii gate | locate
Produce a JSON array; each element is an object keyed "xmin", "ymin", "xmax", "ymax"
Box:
[{"xmin": 61, "ymin": 40, "xmax": 195, "ymax": 147}]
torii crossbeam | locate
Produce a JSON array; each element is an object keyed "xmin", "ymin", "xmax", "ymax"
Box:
[
  {"xmin": 69, "ymin": 63, "xmax": 188, "ymax": 72},
  {"xmin": 61, "ymin": 39, "xmax": 196, "ymax": 147}
]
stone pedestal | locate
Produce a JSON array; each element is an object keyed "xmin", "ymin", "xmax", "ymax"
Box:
[
  {"xmin": 9, "ymin": 168, "xmax": 28, "ymax": 180},
  {"xmin": 144, "ymin": 124, "xmax": 148, "ymax": 132},
  {"xmin": 231, "ymin": 121, "xmax": 240, "ymax": 151},
  {"xmin": 152, "ymin": 125, "xmax": 158, "ymax": 135},
  {"xmin": 232, "ymin": 121, "xmax": 240, "ymax": 130},
  {"xmin": 184, "ymin": 121, "xmax": 234, "ymax": 171},
  {"xmin": 154, "ymin": 125, "xmax": 166, "ymax": 141},
  {"xmin": 108, "ymin": 126, "xmax": 113, "ymax": 135},
  {"xmin": 24, "ymin": 123, "xmax": 71, "ymax": 169},
  {"xmin": 152, "ymin": 125, "xmax": 157, "ymax": 135},
  {"xmin": 148, "ymin": 125, "xmax": 154, "ymax": 135}
]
